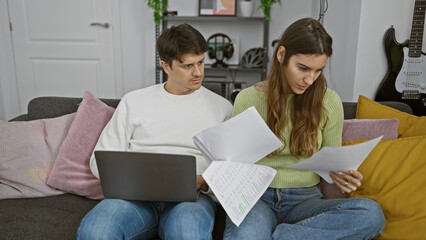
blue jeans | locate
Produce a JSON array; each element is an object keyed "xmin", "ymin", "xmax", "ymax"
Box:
[
  {"xmin": 224, "ymin": 186, "xmax": 385, "ymax": 240},
  {"xmin": 77, "ymin": 193, "xmax": 216, "ymax": 240}
]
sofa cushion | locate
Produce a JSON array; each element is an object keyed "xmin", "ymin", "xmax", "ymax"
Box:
[
  {"xmin": 0, "ymin": 113, "xmax": 75, "ymax": 199},
  {"xmin": 47, "ymin": 91, "xmax": 114, "ymax": 200},
  {"xmin": 356, "ymin": 95, "xmax": 426, "ymax": 138},
  {"xmin": 0, "ymin": 194, "xmax": 99, "ymax": 239},
  {"xmin": 347, "ymin": 135, "xmax": 426, "ymax": 240}
]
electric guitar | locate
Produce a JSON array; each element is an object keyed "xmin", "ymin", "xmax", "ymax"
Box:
[{"xmin": 375, "ymin": 0, "xmax": 426, "ymax": 116}]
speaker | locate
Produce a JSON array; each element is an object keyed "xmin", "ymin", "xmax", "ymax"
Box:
[{"xmin": 206, "ymin": 33, "xmax": 234, "ymax": 67}]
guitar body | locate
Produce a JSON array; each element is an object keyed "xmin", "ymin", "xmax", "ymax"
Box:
[
  {"xmin": 375, "ymin": 27, "xmax": 426, "ymax": 116},
  {"xmin": 395, "ymin": 48, "xmax": 426, "ymax": 93}
]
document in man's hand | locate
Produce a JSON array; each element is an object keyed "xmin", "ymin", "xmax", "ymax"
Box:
[
  {"xmin": 193, "ymin": 106, "xmax": 283, "ymax": 163},
  {"xmin": 193, "ymin": 106, "xmax": 282, "ymax": 226},
  {"xmin": 202, "ymin": 160, "xmax": 276, "ymax": 227},
  {"xmin": 286, "ymin": 135, "xmax": 383, "ymax": 183}
]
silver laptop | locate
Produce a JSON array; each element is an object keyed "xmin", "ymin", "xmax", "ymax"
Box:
[{"xmin": 95, "ymin": 151, "xmax": 198, "ymax": 202}]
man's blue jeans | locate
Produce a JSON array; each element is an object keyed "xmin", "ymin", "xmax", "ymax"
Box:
[
  {"xmin": 77, "ymin": 193, "xmax": 216, "ymax": 240},
  {"xmin": 224, "ymin": 186, "xmax": 385, "ymax": 240}
]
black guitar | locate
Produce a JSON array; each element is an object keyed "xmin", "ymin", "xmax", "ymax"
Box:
[{"xmin": 375, "ymin": 0, "xmax": 426, "ymax": 116}]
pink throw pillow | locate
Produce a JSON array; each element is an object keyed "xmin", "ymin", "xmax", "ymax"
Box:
[
  {"xmin": 342, "ymin": 118, "xmax": 399, "ymax": 142},
  {"xmin": 47, "ymin": 91, "xmax": 114, "ymax": 199},
  {"xmin": 0, "ymin": 113, "xmax": 75, "ymax": 199}
]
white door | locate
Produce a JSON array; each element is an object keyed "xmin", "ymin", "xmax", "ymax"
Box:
[{"xmin": 8, "ymin": 0, "xmax": 121, "ymax": 112}]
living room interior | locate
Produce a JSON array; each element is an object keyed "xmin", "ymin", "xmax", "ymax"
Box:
[
  {"xmin": 0, "ymin": 0, "xmax": 416, "ymax": 121},
  {"xmin": 1, "ymin": 0, "xmax": 426, "ymax": 239}
]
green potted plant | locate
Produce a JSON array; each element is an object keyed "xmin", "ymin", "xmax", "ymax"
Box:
[
  {"xmin": 146, "ymin": 0, "xmax": 168, "ymax": 26},
  {"xmin": 259, "ymin": 0, "xmax": 281, "ymax": 21}
]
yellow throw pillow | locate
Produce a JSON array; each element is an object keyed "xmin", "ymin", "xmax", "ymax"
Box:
[
  {"xmin": 345, "ymin": 136, "xmax": 426, "ymax": 240},
  {"xmin": 355, "ymin": 95, "xmax": 426, "ymax": 138}
]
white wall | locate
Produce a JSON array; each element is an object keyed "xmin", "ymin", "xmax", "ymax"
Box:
[
  {"xmin": 0, "ymin": 19, "xmax": 7, "ymax": 121},
  {"xmin": 0, "ymin": 77, "xmax": 4, "ymax": 120},
  {"xmin": 0, "ymin": 0, "xmax": 20, "ymax": 121},
  {"xmin": 353, "ymin": 0, "xmax": 415, "ymax": 102},
  {"xmin": 323, "ymin": 0, "xmax": 362, "ymax": 102},
  {"xmin": 120, "ymin": 0, "xmax": 157, "ymax": 92},
  {"xmin": 0, "ymin": 0, "xmax": 417, "ymax": 120}
]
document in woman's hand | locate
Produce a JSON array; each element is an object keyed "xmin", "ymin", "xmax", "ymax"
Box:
[{"xmin": 286, "ymin": 135, "xmax": 383, "ymax": 183}]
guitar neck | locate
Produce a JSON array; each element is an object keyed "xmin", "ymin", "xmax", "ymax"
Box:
[{"xmin": 409, "ymin": 0, "xmax": 426, "ymax": 57}]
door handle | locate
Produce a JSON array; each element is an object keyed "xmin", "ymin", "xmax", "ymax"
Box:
[{"xmin": 90, "ymin": 22, "xmax": 110, "ymax": 29}]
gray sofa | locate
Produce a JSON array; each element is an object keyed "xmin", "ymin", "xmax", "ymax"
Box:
[{"xmin": 0, "ymin": 96, "xmax": 413, "ymax": 240}]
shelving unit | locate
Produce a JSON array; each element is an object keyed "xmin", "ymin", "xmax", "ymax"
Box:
[{"xmin": 155, "ymin": 16, "xmax": 269, "ymax": 85}]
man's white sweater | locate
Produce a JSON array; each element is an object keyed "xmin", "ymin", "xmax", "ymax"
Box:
[{"xmin": 90, "ymin": 83, "xmax": 233, "ymax": 178}]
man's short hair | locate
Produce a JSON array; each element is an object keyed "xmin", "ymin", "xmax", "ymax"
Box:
[{"xmin": 157, "ymin": 23, "xmax": 208, "ymax": 68}]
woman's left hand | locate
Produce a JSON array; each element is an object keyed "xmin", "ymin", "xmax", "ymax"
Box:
[{"xmin": 329, "ymin": 169, "xmax": 363, "ymax": 194}]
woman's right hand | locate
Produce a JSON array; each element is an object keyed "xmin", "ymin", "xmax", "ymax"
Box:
[{"xmin": 330, "ymin": 169, "xmax": 363, "ymax": 193}]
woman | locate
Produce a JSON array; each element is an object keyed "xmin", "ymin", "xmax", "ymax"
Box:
[{"xmin": 223, "ymin": 18, "xmax": 385, "ymax": 240}]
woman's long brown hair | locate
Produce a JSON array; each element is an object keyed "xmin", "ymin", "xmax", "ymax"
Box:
[{"xmin": 266, "ymin": 18, "xmax": 333, "ymax": 158}]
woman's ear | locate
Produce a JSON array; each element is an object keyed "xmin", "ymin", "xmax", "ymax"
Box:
[
  {"xmin": 161, "ymin": 60, "xmax": 171, "ymax": 75},
  {"xmin": 277, "ymin": 46, "xmax": 286, "ymax": 64}
]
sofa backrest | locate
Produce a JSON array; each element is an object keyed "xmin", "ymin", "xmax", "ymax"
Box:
[
  {"xmin": 342, "ymin": 101, "xmax": 413, "ymax": 119},
  {"xmin": 23, "ymin": 96, "xmax": 413, "ymax": 121},
  {"xmin": 27, "ymin": 97, "xmax": 120, "ymax": 121}
]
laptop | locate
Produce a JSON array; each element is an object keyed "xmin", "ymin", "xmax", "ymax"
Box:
[{"xmin": 95, "ymin": 151, "xmax": 198, "ymax": 202}]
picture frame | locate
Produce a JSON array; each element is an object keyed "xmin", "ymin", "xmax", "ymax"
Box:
[{"xmin": 199, "ymin": 0, "xmax": 237, "ymax": 16}]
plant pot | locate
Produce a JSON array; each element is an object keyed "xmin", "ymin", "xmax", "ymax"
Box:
[{"xmin": 239, "ymin": 1, "xmax": 254, "ymax": 17}]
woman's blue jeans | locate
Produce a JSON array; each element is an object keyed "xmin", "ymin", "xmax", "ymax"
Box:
[
  {"xmin": 77, "ymin": 193, "xmax": 216, "ymax": 240},
  {"xmin": 224, "ymin": 186, "xmax": 385, "ymax": 240}
]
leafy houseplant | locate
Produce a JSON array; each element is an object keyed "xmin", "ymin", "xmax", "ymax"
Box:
[
  {"xmin": 259, "ymin": 0, "xmax": 281, "ymax": 21},
  {"xmin": 146, "ymin": 0, "xmax": 168, "ymax": 26}
]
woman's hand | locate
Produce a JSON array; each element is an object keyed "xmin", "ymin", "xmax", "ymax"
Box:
[
  {"xmin": 197, "ymin": 175, "xmax": 209, "ymax": 192},
  {"xmin": 330, "ymin": 169, "xmax": 363, "ymax": 193}
]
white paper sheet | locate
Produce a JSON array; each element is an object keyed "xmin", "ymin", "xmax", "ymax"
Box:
[
  {"xmin": 286, "ymin": 136, "xmax": 383, "ymax": 183},
  {"xmin": 193, "ymin": 106, "xmax": 283, "ymax": 163},
  {"xmin": 193, "ymin": 107, "xmax": 282, "ymax": 226},
  {"xmin": 202, "ymin": 161, "xmax": 276, "ymax": 227}
]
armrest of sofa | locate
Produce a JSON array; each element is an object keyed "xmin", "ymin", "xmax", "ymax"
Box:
[
  {"xmin": 342, "ymin": 101, "xmax": 413, "ymax": 119},
  {"xmin": 26, "ymin": 96, "xmax": 120, "ymax": 120},
  {"xmin": 8, "ymin": 114, "xmax": 28, "ymax": 122}
]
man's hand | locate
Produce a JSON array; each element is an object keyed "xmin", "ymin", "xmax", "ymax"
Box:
[
  {"xmin": 197, "ymin": 175, "xmax": 209, "ymax": 192},
  {"xmin": 330, "ymin": 169, "xmax": 363, "ymax": 194}
]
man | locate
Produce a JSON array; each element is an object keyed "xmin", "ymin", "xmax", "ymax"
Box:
[{"xmin": 77, "ymin": 23, "xmax": 233, "ymax": 240}]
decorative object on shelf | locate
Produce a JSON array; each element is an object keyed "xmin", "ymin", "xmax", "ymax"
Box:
[
  {"xmin": 231, "ymin": 82, "xmax": 244, "ymax": 103},
  {"xmin": 241, "ymin": 47, "xmax": 264, "ymax": 68},
  {"xmin": 199, "ymin": 0, "xmax": 237, "ymax": 16},
  {"xmin": 271, "ymin": 39, "xmax": 279, "ymax": 48},
  {"xmin": 205, "ymin": 37, "xmax": 239, "ymax": 65},
  {"xmin": 239, "ymin": 0, "xmax": 255, "ymax": 17},
  {"xmin": 207, "ymin": 33, "xmax": 235, "ymax": 68},
  {"xmin": 259, "ymin": 0, "xmax": 281, "ymax": 20},
  {"xmin": 163, "ymin": 10, "xmax": 177, "ymax": 16},
  {"xmin": 146, "ymin": 0, "xmax": 168, "ymax": 26},
  {"xmin": 203, "ymin": 76, "xmax": 228, "ymax": 98},
  {"xmin": 203, "ymin": 77, "xmax": 246, "ymax": 102},
  {"xmin": 270, "ymin": 38, "xmax": 279, "ymax": 57}
]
